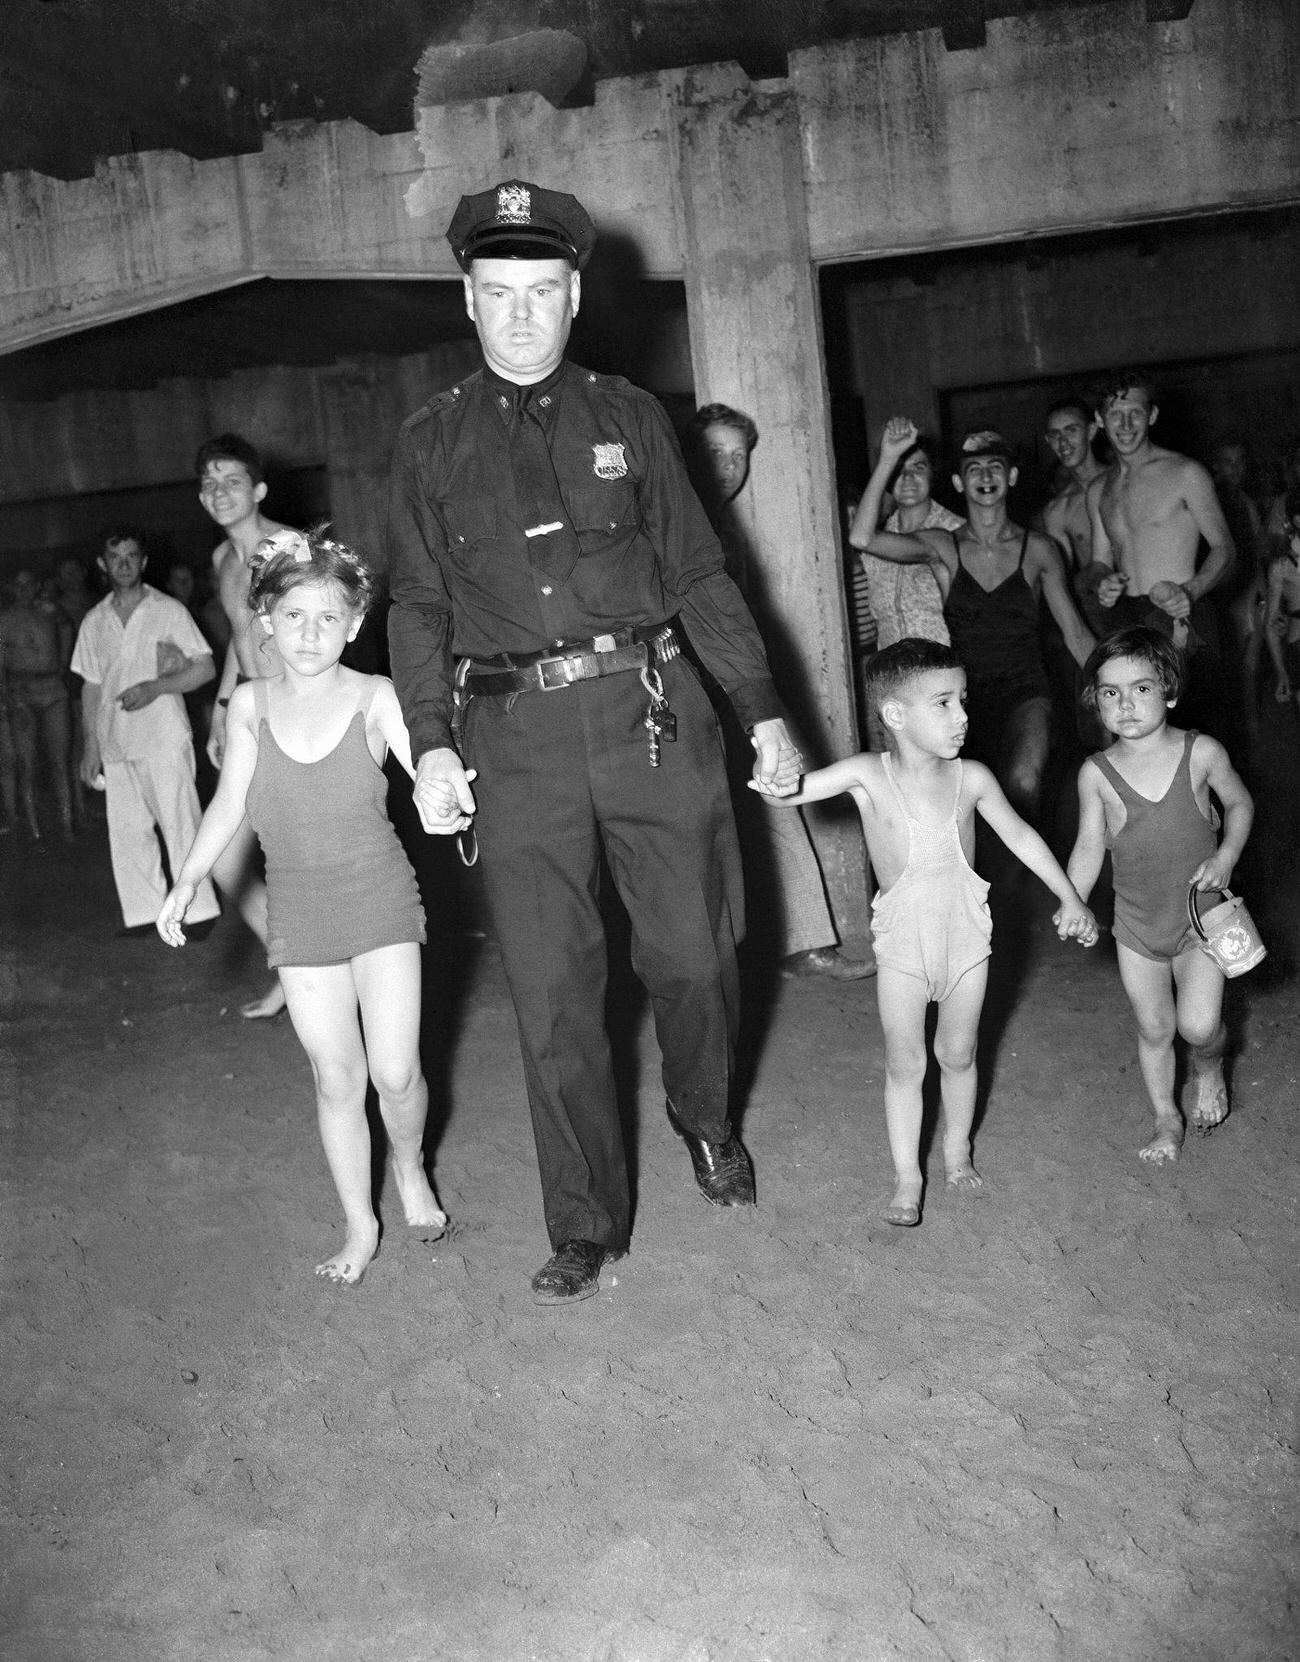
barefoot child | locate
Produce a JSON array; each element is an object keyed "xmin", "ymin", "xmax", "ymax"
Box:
[
  {"xmin": 752, "ymin": 638, "xmax": 1098, "ymax": 1226},
  {"xmin": 158, "ymin": 529, "xmax": 450, "ymax": 1284},
  {"xmin": 1067, "ymin": 627, "xmax": 1254, "ymax": 1165}
]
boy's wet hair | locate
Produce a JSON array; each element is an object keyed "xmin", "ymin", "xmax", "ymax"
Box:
[
  {"xmin": 248, "ymin": 526, "xmax": 373, "ymax": 618},
  {"xmin": 195, "ymin": 433, "xmax": 265, "ymax": 486},
  {"xmin": 1092, "ymin": 370, "xmax": 1158, "ymax": 414},
  {"xmin": 866, "ymin": 637, "xmax": 963, "ymax": 706},
  {"xmin": 1080, "ymin": 626, "xmax": 1184, "ymax": 710}
]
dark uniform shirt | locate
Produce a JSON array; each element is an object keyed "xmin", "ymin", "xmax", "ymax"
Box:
[{"xmin": 386, "ymin": 360, "xmax": 782, "ymax": 758}]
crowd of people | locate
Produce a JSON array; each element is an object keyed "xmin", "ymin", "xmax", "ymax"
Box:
[{"xmin": 3, "ymin": 176, "xmax": 1294, "ymax": 1305}]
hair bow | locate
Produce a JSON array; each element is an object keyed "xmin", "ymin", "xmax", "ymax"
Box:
[{"xmin": 260, "ymin": 529, "xmax": 312, "ymax": 564}]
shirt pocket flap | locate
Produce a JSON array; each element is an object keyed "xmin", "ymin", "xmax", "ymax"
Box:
[
  {"xmin": 443, "ymin": 500, "xmax": 498, "ymax": 547},
  {"xmin": 566, "ymin": 484, "xmax": 637, "ymax": 534}
]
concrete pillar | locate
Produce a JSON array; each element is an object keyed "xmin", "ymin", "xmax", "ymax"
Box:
[{"xmin": 672, "ymin": 69, "xmax": 870, "ymax": 938}]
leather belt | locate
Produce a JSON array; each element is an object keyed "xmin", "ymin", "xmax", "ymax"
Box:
[{"xmin": 464, "ymin": 623, "xmax": 680, "ymax": 696}]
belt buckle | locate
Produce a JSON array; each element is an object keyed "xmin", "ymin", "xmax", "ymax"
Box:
[
  {"xmin": 592, "ymin": 633, "xmax": 617, "ymax": 653},
  {"xmin": 538, "ymin": 655, "xmax": 577, "ymax": 691}
]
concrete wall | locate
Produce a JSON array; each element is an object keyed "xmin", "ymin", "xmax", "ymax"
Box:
[
  {"xmin": 0, "ymin": 344, "xmax": 479, "ymax": 564},
  {"xmin": 846, "ymin": 215, "xmax": 1300, "ymax": 464}
]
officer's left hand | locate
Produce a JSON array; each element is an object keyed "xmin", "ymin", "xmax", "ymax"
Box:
[{"xmin": 750, "ymin": 719, "xmax": 802, "ymax": 797}]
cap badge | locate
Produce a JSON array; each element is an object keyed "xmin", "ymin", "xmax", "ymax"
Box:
[
  {"xmin": 592, "ymin": 443, "xmax": 627, "ymax": 481},
  {"xmin": 496, "ymin": 184, "xmax": 531, "ymax": 225}
]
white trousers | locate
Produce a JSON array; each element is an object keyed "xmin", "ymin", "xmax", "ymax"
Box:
[
  {"xmin": 103, "ymin": 746, "xmax": 220, "ymax": 928},
  {"xmin": 763, "ymin": 805, "xmax": 836, "ymax": 957}
]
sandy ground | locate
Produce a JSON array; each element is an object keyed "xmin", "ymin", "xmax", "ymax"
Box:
[{"xmin": 3, "ymin": 723, "xmax": 1299, "ymax": 1662}]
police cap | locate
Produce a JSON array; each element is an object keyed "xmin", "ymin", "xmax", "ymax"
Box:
[{"xmin": 447, "ymin": 180, "xmax": 596, "ymax": 272}]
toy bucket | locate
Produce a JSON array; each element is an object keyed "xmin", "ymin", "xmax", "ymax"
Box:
[{"xmin": 1186, "ymin": 885, "xmax": 1267, "ymax": 978}]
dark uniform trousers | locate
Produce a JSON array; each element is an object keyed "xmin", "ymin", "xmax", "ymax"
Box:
[{"xmin": 464, "ymin": 651, "xmax": 744, "ymax": 1251}]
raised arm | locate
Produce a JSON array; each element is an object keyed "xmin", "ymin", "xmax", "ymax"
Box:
[{"xmin": 848, "ymin": 417, "xmax": 917, "ymax": 552}]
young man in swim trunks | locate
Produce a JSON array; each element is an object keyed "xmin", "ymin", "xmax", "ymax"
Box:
[
  {"xmin": 752, "ymin": 638, "xmax": 1098, "ymax": 1227},
  {"xmin": 1085, "ymin": 373, "xmax": 1235, "ymax": 739},
  {"xmin": 197, "ymin": 433, "xmax": 293, "ymax": 1019},
  {"xmin": 1068, "ymin": 628, "xmax": 1253, "ymax": 1166}
]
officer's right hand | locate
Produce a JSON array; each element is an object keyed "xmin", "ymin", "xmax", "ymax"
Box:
[{"xmin": 415, "ymin": 748, "xmax": 477, "ymax": 835}]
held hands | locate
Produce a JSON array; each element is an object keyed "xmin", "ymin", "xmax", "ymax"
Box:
[
  {"xmin": 1054, "ymin": 895, "xmax": 1100, "ymax": 947},
  {"xmin": 749, "ymin": 719, "xmax": 802, "ymax": 798},
  {"xmin": 415, "ymin": 748, "xmax": 478, "ymax": 834},
  {"xmin": 156, "ymin": 882, "xmax": 196, "ymax": 947}
]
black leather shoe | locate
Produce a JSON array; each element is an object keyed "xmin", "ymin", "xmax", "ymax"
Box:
[
  {"xmin": 669, "ymin": 1111, "xmax": 755, "ymax": 1207},
  {"xmin": 530, "ymin": 1239, "xmax": 609, "ymax": 1304}
]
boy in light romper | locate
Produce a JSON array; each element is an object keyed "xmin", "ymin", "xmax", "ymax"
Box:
[{"xmin": 752, "ymin": 638, "xmax": 1098, "ymax": 1226}]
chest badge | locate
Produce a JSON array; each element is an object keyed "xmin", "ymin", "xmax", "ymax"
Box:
[{"xmin": 592, "ymin": 443, "xmax": 627, "ymax": 480}]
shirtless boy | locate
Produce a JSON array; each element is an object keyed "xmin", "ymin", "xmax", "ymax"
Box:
[
  {"xmin": 0, "ymin": 567, "xmax": 75, "ymax": 840},
  {"xmin": 855, "ymin": 422, "xmax": 1095, "ymax": 818},
  {"xmin": 752, "ymin": 638, "xmax": 1097, "ymax": 1226},
  {"xmin": 1041, "ymin": 398, "xmax": 1106, "ymax": 580},
  {"xmin": 198, "ymin": 433, "xmax": 292, "ymax": 1019},
  {"xmin": 1068, "ymin": 628, "xmax": 1253, "ymax": 1165},
  {"xmin": 1086, "ymin": 374, "xmax": 1234, "ymax": 734}
]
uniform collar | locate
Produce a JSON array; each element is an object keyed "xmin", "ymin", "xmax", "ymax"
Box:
[{"xmin": 482, "ymin": 361, "xmax": 567, "ymax": 427}]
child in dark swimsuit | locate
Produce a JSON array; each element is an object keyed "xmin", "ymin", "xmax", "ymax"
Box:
[
  {"xmin": 1067, "ymin": 628, "xmax": 1254, "ymax": 1166},
  {"xmin": 158, "ymin": 529, "xmax": 451, "ymax": 1285}
]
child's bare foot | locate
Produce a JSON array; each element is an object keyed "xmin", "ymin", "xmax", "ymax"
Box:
[
  {"xmin": 944, "ymin": 1159, "xmax": 983, "ymax": 1194},
  {"xmin": 885, "ymin": 1176, "xmax": 922, "ymax": 1227},
  {"xmin": 1190, "ymin": 1062, "xmax": 1229, "ymax": 1134},
  {"xmin": 240, "ymin": 979, "xmax": 287, "ymax": 1020},
  {"xmin": 393, "ymin": 1162, "xmax": 448, "ymax": 1238},
  {"xmin": 1138, "ymin": 1116, "xmax": 1183, "ymax": 1166},
  {"xmin": 315, "ymin": 1224, "xmax": 379, "ymax": 1286}
]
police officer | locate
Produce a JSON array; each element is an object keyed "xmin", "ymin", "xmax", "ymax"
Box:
[{"xmin": 387, "ymin": 180, "xmax": 801, "ymax": 1304}]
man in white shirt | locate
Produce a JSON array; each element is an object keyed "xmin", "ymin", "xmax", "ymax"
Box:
[{"xmin": 72, "ymin": 528, "xmax": 220, "ymax": 932}]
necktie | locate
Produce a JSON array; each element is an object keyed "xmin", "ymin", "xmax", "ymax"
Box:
[{"xmin": 512, "ymin": 386, "xmax": 582, "ymax": 582}]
